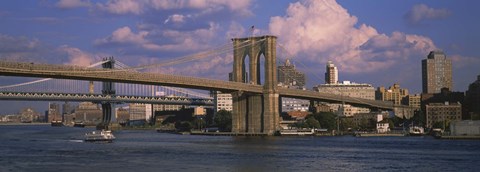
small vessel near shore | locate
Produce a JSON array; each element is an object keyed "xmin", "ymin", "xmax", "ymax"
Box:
[
  {"xmin": 51, "ymin": 120, "xmax": 63, "ymax": 127},
  {"xmin": 73, "ymin": 121, "xmax": 85, "ymax": 128},
  {"xmin": 279, "ymin": 129, "xmax": 314, "ymax": 136},
  {"xmin": 84, "ymin": 130, "xmax": 115, "ymax": 143},
  {"xmin": 408, "ymin": 126, "xmax": 425, "ymax": 136}
]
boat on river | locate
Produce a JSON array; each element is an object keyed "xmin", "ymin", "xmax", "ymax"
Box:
[
  {"xmin": 408, "ymin": 126, "xmax": 425, "ymax": 136},
  {"xmin": 279, "ymin": 129, "xmax": 314, "ymax": 136},
  {"xmin": 51, "ymin": 120, "xmax": 63, "ymax": 127},
  {"xmin": 84, "ymin": 130, "xmax": 115, "ymax": 143}
]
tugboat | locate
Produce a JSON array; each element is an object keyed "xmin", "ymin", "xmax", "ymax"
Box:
[{"xmin": 84, "ymin": 130, "xmax": 115, "ymax": 143}]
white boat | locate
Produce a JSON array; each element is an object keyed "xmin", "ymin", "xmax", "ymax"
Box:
[
  {"xmin": 280, "ymin": 129, "xmax": 314, "ymax": 136},
  {"xmin": 84, "ymin": 130, "xmax": 115, "ymax": 142},
  {"xmin": 408, "ymin": 126, "xmax": 425, "ymax": 136}
]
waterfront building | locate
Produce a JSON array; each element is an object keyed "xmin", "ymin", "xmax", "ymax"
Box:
[
  {"xmin": 325, "ymin": 60, "xmax": 338, "ymax": 84},
  {"xmin": 48, "ymin": 103, "xmax": 61, "ymax": 122},
  {"xmin": 422, "ymin": 51, "xmax": 453, "ymax": 94},
  {"xmin": 74, "ymin": 102, "xmax": 102, "ymax": 124},
  {"xmin": 450, "ymin": 120, "xmax": 480, "ymax": 136},
  {"xmin": 115, "ymin": 107, "xmax": 130, "ymax": 123},
  {"xmin": 129, "ymin": 103, "xmax": 153, "ymax": 122},
  {"xmin": 278, "ymin": 59, "xmax": 306, "ymax": 87},
  {"xmin": 353, "ymin": 111, "xmax": 389, "ymax": 129},
  {"xmin": 421, "ymin": 88, "xmax": 465, "ymax": 120},
  {"xmin": 376, "ymin": 83, "xmax": 409, "ymax": 105},
  {"xmin": 193, "ymin": 106, "xmax": 206, "ymax": 116},
  {"xmin": 214, "ymin": 91, "xmax": 233, "ymax": 112},
  {"xmin": 20, "ymin": 107, "xmax": 37, "ymax": 123},
  {"xmin": 465, "ymin": 75, "xmax": 480, "ymax": 119},
  {"xmin": 314, "ymin": 81, "xmax": 375, "ymax": 116},
  {"xmin": 281, "ymin": 97, "xmax": 310, "ymax": 112},
  {"xmin": 425, "ymin": 102, "xmax": 461, "ymax": 128}
]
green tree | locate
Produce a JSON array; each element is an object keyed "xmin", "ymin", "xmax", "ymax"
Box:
[
  {"xmin": 192, "ymin": 118, "xmax": 206, "ymax": 130},
  {"xmin": 305, "ymin": 117, "xmax": 321, "ymax": 129},
  {"xmin": 339, "ymin": 117, "xmax": 354, "ymax": 131},
  {"xmin": 175, "ymin": 121, "xmax": 193, "ymax": 132},
  {"xmin": 214, "ymin": 110, "xmax": 232, "ymax": 131},
  {"xmin": 311, "ymin": 112, "xmax": 337, "ymax": 131}
]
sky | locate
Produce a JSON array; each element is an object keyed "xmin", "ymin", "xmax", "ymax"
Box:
[{"xmin": 1, "ymin": 0, "xmax": 479, "ymax": 114}]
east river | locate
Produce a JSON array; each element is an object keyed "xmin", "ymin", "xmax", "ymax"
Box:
[{"xmin": 1, "ymin": 125, "xmax": 479, "ymax": 172}]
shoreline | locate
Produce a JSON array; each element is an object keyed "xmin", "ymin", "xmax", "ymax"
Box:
[{"xmin": 0, "ymin": 122, "xmax": 50, "ymax": 126}]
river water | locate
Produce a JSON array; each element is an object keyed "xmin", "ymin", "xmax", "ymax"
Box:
[{"xmin": 1, "ymin": 125, "xmax": 479, "ymax": 172}]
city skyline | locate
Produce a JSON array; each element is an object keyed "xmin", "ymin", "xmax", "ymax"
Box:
[{"xmin": 1, "ymin": 0, "xmax": 479, "ymax": 113}]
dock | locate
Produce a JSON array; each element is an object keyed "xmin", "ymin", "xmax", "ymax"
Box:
[
  {"xmin": 190, "ymin": 131, "xmax": 268, "ymax": 136},
  {"xmin": 438, "ymin": 135, "xmax": 480, "ymax": 140},
  {"xmin": 355, "ymin": 133, "xmax": 405, "ymax": 137}
]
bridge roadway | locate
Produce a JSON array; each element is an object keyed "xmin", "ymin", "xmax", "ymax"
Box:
[
  {"xmin": 0, "ymin": 61, "xmax": 403, "ymax": 110},
  {"xmin": 0, "ymin": 91, "xmax": 213, "ymax": 105}
]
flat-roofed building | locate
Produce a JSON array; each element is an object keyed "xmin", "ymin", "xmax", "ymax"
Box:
[{"xmin": 425, "ymin": 102, "xmax": 461, "ymax": 128}]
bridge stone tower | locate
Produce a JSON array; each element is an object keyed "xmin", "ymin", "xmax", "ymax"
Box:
[
  {"xmin": 98, "ymin": 57, "xmax": 116, "ymax": 130},
  {"xmin": 231, "ymin": 35, "xmax": 280, "ymax": 135}
]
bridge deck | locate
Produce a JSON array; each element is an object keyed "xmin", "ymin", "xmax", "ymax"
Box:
[{"xmin": 0, "ymin": 61, "xmax": 407, "ymax": 110}]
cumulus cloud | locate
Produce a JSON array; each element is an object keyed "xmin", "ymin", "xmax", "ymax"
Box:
[
  {"xmin": 0, "ymin": 34, "xmax": 98, "ymax": 65},
  {"xmin": 0, "ymin": 34, "xmax": 40, "ymax": 53},
  {"xmin": 93, "ymin": 0, "xmax": 253, "ymax": 16},
  {"xmin": 164, "ymin": 14, "xmax": 186, "ymax": 24},
  {"xmin": 56, "ymin": 0, "xmax": 91, "ymax": 9},
  {"xmin": 405, "ymin": 4, "xmax": 451, "ymax": 25},
  {"xmin": 269, "ymin": 0, "xmax": 437, "ymax": 73},
  {"xmin": 57, "ymin": 45, "xmax": 96, "ymax": 66},
  {"xmin": 96, "ymin": 0, "xmax": 144, "ymax": 15},
  {"xmin": 95, "ymin": 23, "xmax": 219, "ymax": 52}
]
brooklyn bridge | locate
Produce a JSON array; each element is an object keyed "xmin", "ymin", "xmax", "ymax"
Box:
[{"xmin": 0, "ymin": 35, "xmax": 410, "ymax": 135}]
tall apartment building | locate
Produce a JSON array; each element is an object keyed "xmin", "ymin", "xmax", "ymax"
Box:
[
  {"xmin": 277, "ymin": 59, "xmax": 306, "ymax": 87},
  {"xmin": 422, "ymin": 51, "xmax": 452, "ymax": 94},
  {"xmin": 376, "ymin": 83, "xmax": 409, "ymax": 105},
  {"xmin": 325, "ymin": 61, "xmax": 338, "ymax": 84}
]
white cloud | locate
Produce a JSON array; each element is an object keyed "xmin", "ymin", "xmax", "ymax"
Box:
[
  {"xmin": 164, "ymin": 14, "xmax": 186, "ymax": 24},
  {"xmin": 269, "ymin": 0, "xmax": 437, "ymax": 73},
  {"xmin": 57, "ymin": 45, "xmax": 97, "ymax": 67},
  {"xmin": 95, "ymin": 23, "xmax": 220, "ymax": 52},
  {"xmin": 225, "ymin": 22, "xmax": 246, "ymax": 39},
  {"xmin": 93, "ymin": 0, "xmax": 253, "ymax": 16},
  {"xmin": 0, "ymin": 34, "xmax": 40, "ymax": 53},
  {"xmin": 94, "ymin": 26, "xmax": 150, "ymax": 46},
  {"xmin": 405, "ymin": 4, "xmax": 451, "ymax": 24},
  {"xmin": 56, "ymin": 0, "xmax": 91, "ymax": 9},
  {"xmin": 96, "ymin": 0, "xmax": 144, "ymax": 15}
]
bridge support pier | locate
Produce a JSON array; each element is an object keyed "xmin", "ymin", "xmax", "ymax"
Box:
[
  {"xmin": 97, "ymin": 57, "xmax": 116, "ymax": 130},
  {"xmin": 231, "ymin": 35, "xmax": 279, "ymax": 135}
]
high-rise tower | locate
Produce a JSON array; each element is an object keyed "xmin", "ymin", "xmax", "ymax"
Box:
[
  {"xmin": 422, "ymin": 51, "xmax": 453, "ymax": 93},
  {"xmin": 277, "ymin": 59, "xmax": 306, "ymax": 87},
  {"xmin": 325, "ymin": 61, "xmax": 338, "ymax": 84}
]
